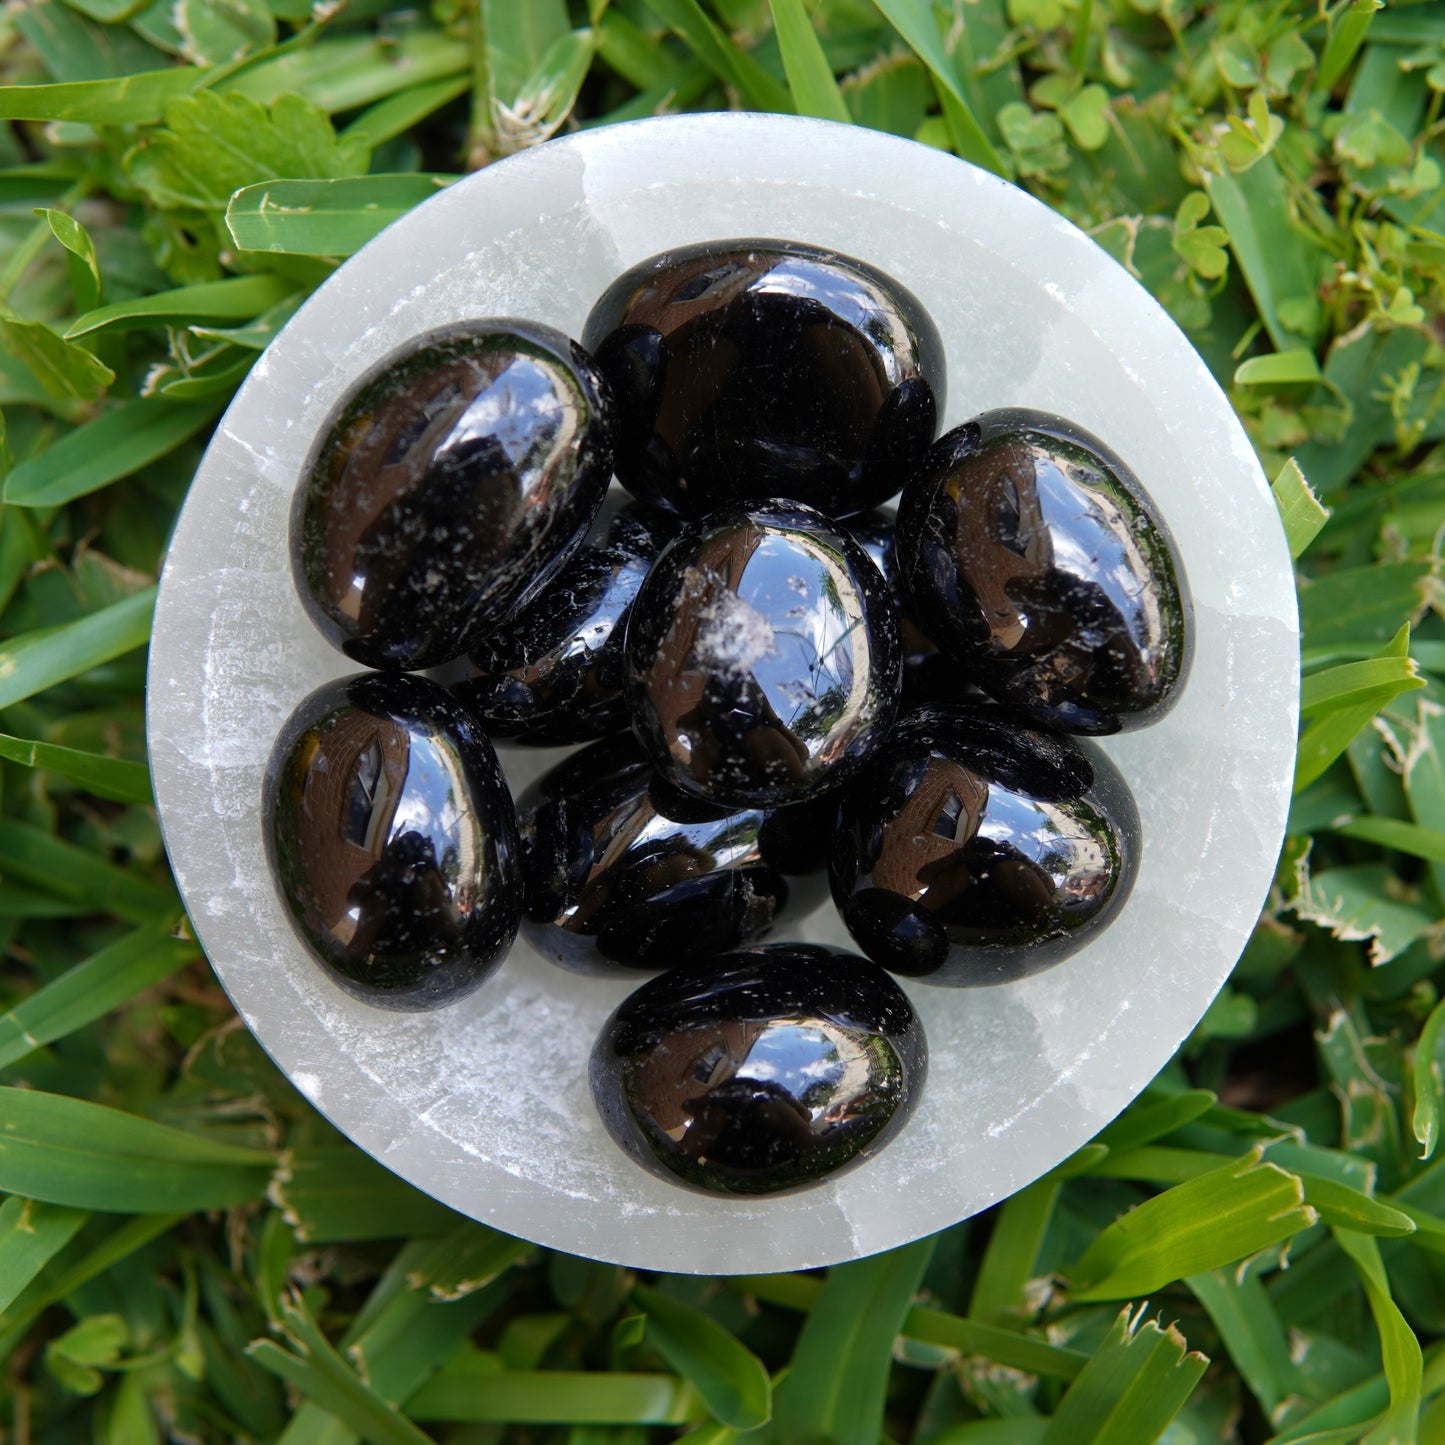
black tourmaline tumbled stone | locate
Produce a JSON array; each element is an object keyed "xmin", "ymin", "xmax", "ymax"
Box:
[
  {"xmin": 591, "ymin": 945, "xmax": 926, "ymax": 1195},
  {"xmin": 895, "ymin": 410, "xmax": 1192, "ymax": 734},
  {"xmin": 293, "ymin": 319, "xmax": 616, "ymax": 671},
  {"xmin": 624, "ymin": 499, "xmax": 902, "ymax": 808},
  {"xmin": 582, "ymin": 239, "xmax": 944, "ymax": 517},
  {"xmin": 516, "ymin": 733, "xmax": 830, "ymax": 975},
  {"xmin": 264, "ymin": 673, "xmax": 521, "ymax": 1010},
  {"xmin": 830, "ymin": 703, "xmax": 1139, "ymax": 986},
  {"xmin": 842, "ymin": 505, "xmax": 952, "ymax": 677},
  {"xmin": 431, "ymin": 499, "xmax": 676, "ymax": 746}
]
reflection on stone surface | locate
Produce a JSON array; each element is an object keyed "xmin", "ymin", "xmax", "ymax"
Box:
[
  {"xmin": 294, "ymin": 320, "xmax": 616, "ymax": 671},
  {"xmin": 896, "ymin": 410, "xmax": 1192, "ymax": 734},
  {"xmin": 591, "ymin": 945, "xmax": 926, "ymax": 1194},
  {"xmin": 830, "ymin": 703, "xmax": 1139, "ymax": 985},
  {"xmin": 841, "ymin": 505, "xmax": 991, "ymax": 716},
  {"xmin": 583, "ymin": 239, "xmax": 943, "ymax": 517},
  {"xmin": 625, "ymin": 499, "xmax": 901, "ymax": 808},
  {"xmin": 265, "ymin": 673, "xmax": 521, "ymax": 1009},
  {"xmin": 432, "ymin": 498, "xmax": 677, "ymax": 745},
  {"xmin": 516, "ymin": 733, "xmax": 830, "ymax": 975}
]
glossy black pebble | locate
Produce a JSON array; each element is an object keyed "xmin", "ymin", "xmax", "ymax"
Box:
[
  {"xmin": 517, "ymin": 734, "xmax": 830, "ymax": 976},
  {"xmin": 844, "ymin": 505, "xmax": 986, "ymax": 711},
  {"xmin": 896, "ymin": 410, "xmax": 1192, "ymax": 734},
  {"xmin": 583, "ymin": 238, "xmax": 944, "ymax": 518},
  {"xmin": 830, "ymin": 703, "xmax": 1139, "ymax": 985},
  {"xmin": 625, "ymin": 499, "xmax": 902, "ymax": 808},
  {"xmin": 293, "ymin": 319, "xmax": 616, "ymax": 671},
  {"xmin": 264, "ymin": 673, "xmax": 521, "ymax": 1009},
  {"xmin": 431, "ymin": 499, "xmax": 676, "ymax": 746},
  {"xmin": 591, "ymin": 946, "xmax": 927, "ymax": 1195}
]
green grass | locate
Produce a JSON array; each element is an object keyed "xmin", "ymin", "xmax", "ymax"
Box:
[{"xmin": 1, "ymin": 0, "xmax": 1444, "ymax": 1440}]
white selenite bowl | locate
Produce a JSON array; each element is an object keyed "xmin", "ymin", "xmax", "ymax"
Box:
[{"xmin": 146, "ymin": 113, "xmax": 1298, "ymax": 1273}]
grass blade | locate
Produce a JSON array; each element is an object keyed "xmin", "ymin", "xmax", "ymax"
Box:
[
  {"xmin": 1292, "ymin": 860, "xmax": 1435, "ymax": 966},
  {"xmin": 1334, "ymin": 1228, "xmax": 1422, "ymax": 1444},
  {"xmin": 4, "ymin": 399, "xmax": 218, "ymax": 507},
  {"xmin": 0, "ymin": 1087, "xmax": 274, "ymax": 1211},
  {"xmin": 1415, "ymin": 997, "xmax": 1445, "ymax": 1160},
  {"xmin": 1398, "ymin": 686, "xmax": 1445, "ymax": 897},
  {"xmin": 65, "ymin": 273, "xmax": 296, "ymax": 338},
  {"xmin": 40, "ymin": 208, "xmax": 101, "ymax": 314},
  {"xmin": 341, "ymin": 76, "xmax": 470, "ymax": 150},
  {"xmin": 190, "ymin": 292, "xmax": 305, "ymax": 350},
  {"xmin": 635, "ymin": 1285, "xmax": 770, "ymax": 1430},
  {"xmin": 1235, "ymin": 349, "xmax": 1322, "ymax": 386},
  {"xmin": 1094, "ymin": 1089, "xmax": 1217, "ymax": 1155},
  {"xmin": 0, "ymin": 919, "xmax": 194, "ymax": 1072},
  {"xmin": 0, "ymin": 1213, "xmax": 184, "ymax": 1366},
  {"xmin": 1318, "ymin": 0, "xmax": 1382, "ymax": 90},
  {"xmin": 596, "ymin": 9, "xmax": 673, "ymax": 90},
  {"xmin": 924, "ymin": 1425, "xmax": 1048, "ymax": 1444},
  {"xmin": 1205, "ymin": 158, "xmax": 1323, "ymax": 352},
  {"xmin": 263, "ymin": 1242, "xmax": 510, "ymax": 1445},
  {"xmin": 769, "ymin": 1237, "xmax": 935, "ymax": 1445},
  {"xmin": 1040, "ymin": 1305, "xmax": 1208, "ymax": 1445},
  {"xmin": 0, "ymin": 69, "xmax": 198, "ymax": 123},
  {"xmin": 870, "ymin": 0, "xmax": 1005, "ymax": 174},
  {"xmin": 1187, "ymin": 1268, "xmax": 1298, "ymax": 1425},
  {"xmin": 0, "ymin": 731, "xmax": 152, "ymax": 803},
  {"xmin": 359, "ymin": 1295, "xmax": 513, "ymax": 1423},
  {"xmin": 249, "ymin": 1294, "xmax": 438, "ymax": 1445},
  {"xmin": 0, "ymin": 1197, "xmax": 87, "ymax": 1315},
  {"xmin": 225, "ymin": 174, "xmax": 455, "ymax": 256},
  {"xmin": 1297, "ymin": 627, "xmax": 1425, "ymax": 790},
  {"xmin": 271, "ymin": 1145, "xmax": 462, "ymax": 1243},
  {"xmin": 406, "ymin": 1223, "xmax": 531, "ymax": 1301},
  {"xmin": 1331, "ymin": 815, "xmax": 1445, "ymax": 865},
  {"xmin": 1272, "ymin": 458, "xmax": 1330, "ymax": 559},
  {"xmin": 1300, "ymin": 653, "xmax": 1423, "ymax": 716},
  {"xmin": 0, "ymin": 887, "xmax": 93, "ymax": 920},
  {"xmin": 640, "ymin": 0, "xmax": 791, "ymax": 112},
  {"xmin": 736, "ymin": 1273, "xmax": 1089, "ymax": 1379},
  {"xmin": 478, "ymin": 0, "xmax": 571, "ymax": 105},
  {"xmin": 1067, "ymin": 1147, "xmax": 1318, "ymax": 1301},
  {"xmin": 767, "ymin": 0, "xmax": 849, "ymax": 122},
  {"xmin": 0, "ymin": 587, "xmax": 155, "ymax": 709},
  {"xmin": 408, "ymin": 1355, "xmax": 698, "ymax": 1425},
  {"xmin": 0, "ymin": 316, "xmax": 114, "ymax": 402},
  {"xmin": 1297, "ymin": 1173, "xmax": 1416, "ymax": 1236},
  {"xmin": 967, "ymin": 1176, "xmax": 1061, "ymax": 1329},
  {"xmin": 218, "ymin": 31, "xmax": 469, "ymax": 112},
  {"xmin": 0, "ymin": 819, "xmax": 175, "ymax": 923}
]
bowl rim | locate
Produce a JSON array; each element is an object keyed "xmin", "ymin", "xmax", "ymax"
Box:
[{"xmin": 146, "ymin": 110, "xmax": 1300, "ymax": 1273}]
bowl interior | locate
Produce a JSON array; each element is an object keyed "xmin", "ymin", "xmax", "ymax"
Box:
[{"xmin": 146, "ymin": 113, "xmax": 1298, "ymax": 1273}]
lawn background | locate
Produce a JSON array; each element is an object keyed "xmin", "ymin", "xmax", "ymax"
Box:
[{"xmin": 2, "ymin": 0, "xmax": 1445, "ymax": 1440}]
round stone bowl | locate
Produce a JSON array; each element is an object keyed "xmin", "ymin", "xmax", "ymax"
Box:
[{"xmin": 146, "ymin": 113, "xmax": 1298, "ymax": 1274}]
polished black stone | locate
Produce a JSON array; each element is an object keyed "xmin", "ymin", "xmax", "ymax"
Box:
[
  {"xmin": 431, "ymin": 498, "xmax": 676, "ymax": 746},
  {"xmin": 591, "ymin": 945, "xmax": 926, "ymax": 1194},
  {"xmin": 895, "ymin": 410, "xmax": 1192, "ymax": 734},
  {"xmin": 830, "ymin": 703, "xmax": 1139, "ymax": 985},
  {"xmin": 624, "ymin": 499, "xmax": 902, "ymax": 808},
  {"xmin": 264, "ymin": 673, "xmax": 521, "ymax": 1009},
  {"xmin": 900, "ymin": 650, "xmax": 991, "ymax": 710},
  {"xmin": 294, "ymin": 319, "xmax": 616, "ymax": 671},
  {"xmin": 844, "ymin": 506, "xmax": 938, "ymax": 665},
  {"xmin": 582, "ymin": 239, "xmax": 944, "ymax": 517},
  {"xmin": 516, "ymin": 733, "xmax": 830, "ymax": 975}
]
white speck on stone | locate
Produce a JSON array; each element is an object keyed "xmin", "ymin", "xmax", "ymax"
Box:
[{"xmin": 692, "ymin": 587, "xmax": 775, "ymax": 671}]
